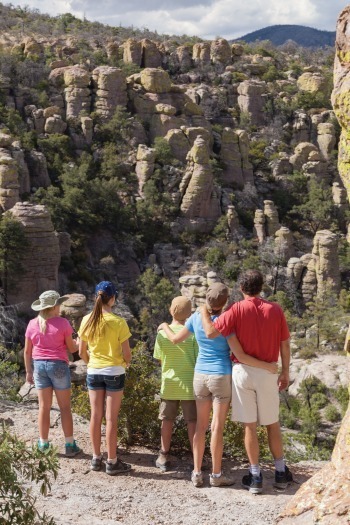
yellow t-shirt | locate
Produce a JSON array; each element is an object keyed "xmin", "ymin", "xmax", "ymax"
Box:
[{"xmin": 79, "ymin": 312, "xmax": 131, "ymax": 369}]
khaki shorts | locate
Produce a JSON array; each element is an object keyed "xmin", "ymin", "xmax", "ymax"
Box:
[
  {"xmin": 231, "ymin": 364, "xmax": 279, "ymax": 426},
  {"xmin": 193, "ymin": 373, "xmax": 231, "ymax": 404},
  {"xmin": 159, "ymin": 399, "xmax": 197, "ymax": 422}
]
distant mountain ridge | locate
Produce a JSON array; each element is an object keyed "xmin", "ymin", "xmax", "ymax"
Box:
[{"xmin": 235, "ymin": 24, "xmax": 336, "ymax": 47}]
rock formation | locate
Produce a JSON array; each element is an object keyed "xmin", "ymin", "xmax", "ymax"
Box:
[
  {"xmin": 179, "ymin": 136, "xmax": 221, "ymax": 232},
  {"xmin": 92, "ymin": 66, "xmax": 127, "ymax": 119},
  {"xmin": 220, "ymin": 128, "xmax": 253, "ymax": 188},
  {"xmin": 60, "ymin": 294, "xmax": 87, "ymax": 331},
  {"xmin": 280, "ymin": 17, "xmax": 350, "ymax": 509},
  {"xmin": 312, "ymin": 230, "xmax": 340, "ymax": 297},
  {"xmin": 237, "ymin": 80, "xmax": 267, "ymax": 127},
  {"xmin": 274, "ymin": 227, "xmax": 294, "ymax": 263},
  {"xmin": 6, "ymin": 202, "xmax": 61, "ymax": 310},
  {"xmin": 0, "ymin": 138, "xmax": 20, "ymax": 211},
  {"xmin": 135, "ymin": 144, "xmax": 156, "ymax": 195},
  {"xmin": 179, "ymin": 272, "xmax": 221, "ymax": 309}
]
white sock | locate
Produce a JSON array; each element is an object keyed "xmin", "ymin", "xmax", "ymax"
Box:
[
  {"xmin": 65, "ymin": 436, "xmax": 74, "ymax": 445},
  {"xmin": 211, "ymin": 472, "xmax": 222, "ymax": 478},
  {"xmin": 107, "ymin": 457, "xmax": 117, "ymax": 464},
  {"xmin": 274, "ymin": 457, "xmax": 285, "ymax": 472},
  {"xmin": 93, "ymin": 454, "xmax": 102, "ymax": 460},
  {"xmin": 250, "ymin": 464, "xmax": 261, "ymax": 477},
  {"xmin": 193, "ymin": 471, "xmax": 202, "ymax": 476},
  {"xmin": 39, "ymin": 438, "xmax": 49, "ymax": 445}
]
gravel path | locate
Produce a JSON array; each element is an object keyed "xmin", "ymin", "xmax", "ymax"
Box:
[{"xmin": 0, "ymin": 401, "xmax": 322, "ymax": 525}]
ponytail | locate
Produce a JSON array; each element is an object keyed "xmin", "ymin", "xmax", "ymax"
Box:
[
  {"xmin": 38, "ymin": 307, "xmax": 56, "ymax": 334},
  {"xmin": 81, "ymin": 291, "xmax": 111, "ymax": 341}
]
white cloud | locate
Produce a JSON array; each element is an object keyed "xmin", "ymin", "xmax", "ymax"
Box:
[{"xmin": 6, "ymin": 0, "xmax": 343, "ymax": 39}]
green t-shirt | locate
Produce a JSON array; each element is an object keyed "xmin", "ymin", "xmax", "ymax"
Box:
[{"xmin": 153, "ymin": 324, "xmax": 198, "ymax": 400}]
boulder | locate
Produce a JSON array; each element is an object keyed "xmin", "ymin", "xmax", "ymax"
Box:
[
  {"xmin": 164, "ymin": 129, "xmax": 190, "ymax": 163},
  {"xmin": 210, "ymin": 38, "xmax": 231, "ymax": 67},
  {"xmin": 44, "ymin": 115, "xmax": 67, "ymax": 134},
  {"xmin": 192, "ymin": 42, "xmax": 211, "ymax": 66},
  {"xmin": 140, "ymin": 68, "xmax": 172, "ymax": 93},
  {"xmin": 264, "ymin": 200, "xmax": 280, "ymax": 237},
  {"xmin": 60, "ymin": 293, "xmax": 87, "ymax": 331},
  {"xmin": 274, "ymin": 227, "xmax": 295, "ymax": 263},
  {"xmin": 135, "ymin": 144, "xmax": 156, "ymax": 195},
  {"xmin": 254, "ymin": 209, "xmax": 266, "ymax": 243},
  {"xmin": 317, "ymin": 122, "xmax": 336, "ymax": 160},
  {"xmin": 141, "ymin": 39, "xmax": 163, "ymax": 68},
  {"xmin": 25, "ymin": 150, "xmax": 51, "ymax": 189},
  {"xmin": 123, "ymin": 39, "xmax": 142, "ymax": 66},
  {"xmin": 297, "ymin": 72, "xmax": 328, "ymax": 93},
  {"xmin": 220, "ymin": 128, "xmax": 253, "ymax": 188}
]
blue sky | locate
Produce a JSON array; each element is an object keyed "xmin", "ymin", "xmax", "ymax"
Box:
[{"xmin": 9, "ymin": 0, "xmax": 344, "ymax": 39}]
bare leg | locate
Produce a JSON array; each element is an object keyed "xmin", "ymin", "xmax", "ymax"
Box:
[
  {"xmin": 89, "ymin": 390, "xmax": 105, "ymax": 457},
  {"xmin": 186, "ymin": 421, "xmax": 196, "ymax": 452},
  {"xmin": 211, "ymin": 402, "xmax": 230, "ymax": 474},
  {"xmin": 105, "ymin": 390, "xmax": 123, "ymax": 460},
  {"xmin": 55, "ymin": 388, "xmax": 73, "ymax": 437},
  {"xmin": 37, "ymin": 387, "xmax": 53, "ymax": 440},
  {"xmin": 244, "ymin": 422, "xmax": 259, "ymax": 465},
  {"xmin": 266, "ymin": 421, "xmax": 284, "ymax": 459},
  {"xmin": 193, "ymin": 400, "xmax": 211, "ymax": 472},
  {"xmin": 160, "ymin": 419, "xmax": 174, "ymax": 453}
]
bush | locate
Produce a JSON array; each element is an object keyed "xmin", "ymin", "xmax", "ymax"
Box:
[
  {"xmin": 205, "ymin": 247, "xmax": 225, "ymax": 270},
  {"xmin": 0, "ymin": 425, "xmax": 58, "ymax": 524},
  {"xmin": 324, "ymin": 405, "xmax": 341, "ymax": 423}
]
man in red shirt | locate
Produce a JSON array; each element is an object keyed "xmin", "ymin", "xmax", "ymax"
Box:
[{"xmin": 201, "ymin": 269, "xmax": 292, "ymax": 494}]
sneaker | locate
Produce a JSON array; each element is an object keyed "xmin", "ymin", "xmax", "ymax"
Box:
[
  {"xmin": 241, "ymin": 471, "xmax": 263, "ymax": 494},
  {"xmin": 106, "ymin": 459, "xmax": 132, "ymax": 476},
  {"xmin": 210, "ymin": 473, "xmax": 235, "ymax": 487},
  {"xmin": 65, "ymin": 440, "xmax": 82, "ymax": 457},
  {"xmin": 90, "ymin": 456, "xmax": 103, "ymax": 471},
  {"xmin": 155, "ymin": 451, "xmax": 171, "ymax": 472},
  {"xmin": 274, "ymin": 465, "xmax": 293, "ymax": 490},
  {"xmin": 37, "ymin": 440, "xmax": 51, "ymax": 453},
  {"xmin": 191, "ymin": 471, "xmax": 204, "ymax": 487}
]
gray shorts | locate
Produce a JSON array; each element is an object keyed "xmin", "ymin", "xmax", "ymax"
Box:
[
  {"xmin": 193, "ymin": 373, "xmax": 231, "ymax": 404},
  {"xmin": 159, "ymin": 399, "xmax": 197, "ymax": 422}
]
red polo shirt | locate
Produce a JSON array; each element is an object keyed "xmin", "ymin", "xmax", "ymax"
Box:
[{"xmin": 214, "ymin": 296, "xmax": 290, "ymax": 363}]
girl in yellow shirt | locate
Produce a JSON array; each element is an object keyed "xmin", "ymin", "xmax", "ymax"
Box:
[{"xmin": 79, "ymin": 281, "xmax": 132, "ymax": 475}]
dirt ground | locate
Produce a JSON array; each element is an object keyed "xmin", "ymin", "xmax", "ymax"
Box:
[{"xmin": 0, "ymin": 401, "xmax": 323, "ymax": 525}]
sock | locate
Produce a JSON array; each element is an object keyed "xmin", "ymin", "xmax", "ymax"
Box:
[
  {"xmin": 93, "ymin": 454, "xmax": 102, "ymax": 460},
  {"xmin": 107, "ymin": 457, "xmax": 118, "ymax": 464},
  {"xmin": 250, "ymin": 464, "xmax": 261, "ymax": 478},
  {"xmin": 211, "ymin": 472, "xmax": 222, "ymax": 478},
  {"xmin": 65, "ymin": 436, "xmax": 74, "ymax": 445},
  {"xmin": 193, "ymin": 471, "xmax": 202, "ymax": 476},
  {"xmin": 274, "ymin": 457, "xmax": 286, "ymax": 472},
  {"xmin": 39, "ymin": 438, "xmax": 49, "ymax": 445}
]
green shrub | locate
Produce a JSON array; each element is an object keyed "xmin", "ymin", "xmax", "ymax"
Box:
[
  {"xmin": 324, "ymin": 405, "xmax": 341, "ymax": 423},
  {"xmin": 0, "ymin": 425, "xmax": 58, "ymax": 524},
  {"xmin": 332, "ymin": 385, "xmax": 349, "ymax": 416},
  {"xmin": 205, "ymin": 247, "xmax": 226, "ymax": 270},
  {"xmin": 153, "ymin": 137, "xmax": 174, "ymax": 165}
]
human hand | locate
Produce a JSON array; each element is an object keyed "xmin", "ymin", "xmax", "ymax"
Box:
[
  {"xmin": 267, "ymin": 362, "xmax": 278, "ymax": 374},
  {"xmin": 278, "ymin": 371, "xmax": 289, "ymax": 391},
  {"xmin": 157, "ymin": 323, "xmax": 166, "ymax": 332},
  {"xmin": 26, "ymin": 372, "xmax": 34, "ymax": 385}
]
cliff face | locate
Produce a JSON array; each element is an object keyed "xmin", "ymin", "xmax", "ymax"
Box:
[{"xmin": 278, "ymin": 6, "xmax": 350, "ymax": 523}]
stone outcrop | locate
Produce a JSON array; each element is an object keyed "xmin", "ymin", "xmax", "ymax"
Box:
[
  {"xmin": 254, "ymin": 209, "xmax": 266, "ymax": 243},
  {"xmin": 0, "ymin": 142, "xmax": 20, "ymax": 211},
  {"xmin": 192, "ymin": 43, "xmax": 211, "ymax": 66},
  {"xmin": 312, "ymin": 230, "xmax": 340, "ymax": 297},
  {"xmin": 274, "ymin": 227, "xmax": 294, "ymax": 263},
  {"xmin": 264, "ymin": 200, "xmax": 280, "ymax": 237},
  {"xmin": 220, "ymin": 128, "xmax": 253, "ymax": 188},
  {"xmin": 123, "ymin": 39, "xmax": 142, "ymax": 66},
  {"xmin": 317, "ymin": 122, "xmax": 336, "ymax": 160},
  {"xmin": 25, "ymin": 150, "xmax": 51, "ymax": 189},
  {"xmin": 237, "ymin": 80, "xmax": 267, "ymax": 127},
  {"xmin": 6, "ymin": 202, "xmax": 61, "ymax": 310},
  {"xmin": 140, "ymin": 39, "xmax": 163, "ymax": 68},
  {"xmin": 179, "ymin": 272, "xmax": 221, "ymax": 309},
  {"xmin": 140, "ymin": 68, "xmax": 172, "ymax": 93},
  {"xmin": 164, "ymin": 129, "xmax": 190, "ymax": 163},
  {"xmin": 332, "ymin": 4, "xmax": 350, "ymax": 200},
  {"xmin": 49, "ymin": 66, "xmax": 91, "ymax": 121},
  {"xmin": 179, "ymin": 136, "xmax": 221, "ymax": 232},
  {"xmin": 135, "ymin": 144, "xmax": 156, "ymax": 195},
  {"xmin": 332, "ymin": 182, "xmax": 348, "ymax": 212},
  {"xmin": 60, "ymin": 294, "xmax": 87, "ymax": 331},
  {"xmin": 210, "ymin": 39, "xmax": 231, "ymax": 68},
  {"xmin": 92, "ymin": 66, "xmax": 127, "ymax": 119},
  {"xmin": 297, "ymin": 71, "xmax": 328, "ymax": 93},
  {"xmin": 290, "ymin": 110, "xmax": 311, "ymax": 145}
]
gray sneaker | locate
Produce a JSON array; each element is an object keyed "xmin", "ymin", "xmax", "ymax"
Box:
[
  {"xmin": 106, "ymin": 459, "xmax": 132, "ymax": 476},
  {"xmin": 90, "ymin": 456, "xmax": 103, "ymax": 471},
  {"xmin": 191, "ymin": 471, "xmax": 204, "ymax": 487},
  {"xmin": 210, "ymin": 473, "xmax": 235, "ymax": 487},
  {"xmin": 155, "ymin": 451, "xmax": 171, "ymax": 472}
]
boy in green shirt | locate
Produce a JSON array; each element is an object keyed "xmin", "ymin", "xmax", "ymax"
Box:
[{"xmin": 154, "ymin": 296, "xmax": 198, "ymax": 471}]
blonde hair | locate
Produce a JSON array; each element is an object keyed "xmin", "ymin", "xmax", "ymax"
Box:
[
  {"xmin": 80, "ymin": 291, "xmax": 111, "ymax": 341},
  {"xmin": 38, "ymin": 306, "xmax": 56, "ymax": 334}
]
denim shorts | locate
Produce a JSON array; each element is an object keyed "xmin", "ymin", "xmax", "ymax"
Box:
[
  {"xmin": 86, "ymin": 373, "xmax": 125, "ymax": 392},
  {"xmin": 33, "ymin": 360, "xmax": 71, "ymax": 391}
]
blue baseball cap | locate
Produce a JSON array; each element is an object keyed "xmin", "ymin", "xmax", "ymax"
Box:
[{"xmin": 95, "ymin": 281, "xmax": 118, "ymax": 298}]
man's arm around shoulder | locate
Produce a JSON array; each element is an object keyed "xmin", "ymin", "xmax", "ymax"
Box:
[{"xmin": 278, "ymin": 339, "xmax": 290, "ymax": 391}]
